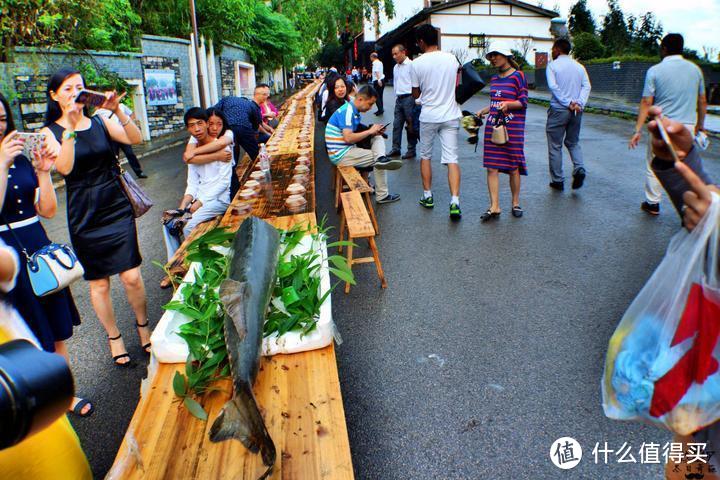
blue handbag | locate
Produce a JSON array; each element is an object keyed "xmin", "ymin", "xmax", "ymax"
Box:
[{"xmin": 3, "ymin": 218, "xmax": 84, "ymax": 297}]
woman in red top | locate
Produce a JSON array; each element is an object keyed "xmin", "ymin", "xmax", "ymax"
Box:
[{"xmin": 477, "ymin": 50, "xmax": 529, "ymax": 222}]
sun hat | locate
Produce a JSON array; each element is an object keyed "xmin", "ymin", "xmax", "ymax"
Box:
[{"xmin": 485, "ymin": 48, "xmax": 514, "ymax": 60}]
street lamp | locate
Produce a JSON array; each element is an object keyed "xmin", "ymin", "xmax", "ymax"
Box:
[{"xmin": 189, "ymin": 0, "xmax": 207, "ymax": 108}]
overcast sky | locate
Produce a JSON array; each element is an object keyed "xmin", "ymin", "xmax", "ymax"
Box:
[{"xmin": 550, "ymin": 0, "xmax": 720, "ymax": 54}]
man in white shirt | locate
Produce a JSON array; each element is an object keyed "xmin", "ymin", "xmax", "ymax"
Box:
[
  {"xmin": 546, "ymin": 38, "xmax": 592, "ymax": 191},
  {"xmin": 411, "ymin": 24, "xmax": 463, "ymax": 220},
  {"xmin": 370, "ymin": 52, "xmax": 386, "ymax": 116},
  {"xmin": 629, "ymin": 33, "xmax": 707, "ymax": 216},
  {"xmin": 388, "ymin": 44, "xmax": 417, "ymax": 159},
  {"xmin": 162, "ymin": 108, "xmax": 232, "ymax": 259}
]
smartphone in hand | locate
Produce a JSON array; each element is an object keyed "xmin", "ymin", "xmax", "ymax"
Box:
[
  {"xmin": 15, "ymin": 132, "xmax": 46, "ymax": 161},
  {"xmin": 655, "ymin": 116, "xmax": 681, "ymax": 163},
  {"xmin": 75, "ymin": 89, "xmax": 107, "ymax": 107}
]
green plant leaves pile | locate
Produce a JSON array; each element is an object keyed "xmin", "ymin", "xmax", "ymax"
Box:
[
  {"xmin": 164, "ymin": 227, "xmax": 234, "ymax": 419},
  {"xmin": 163, "ymin": 219, "xmax": 354, "ymax": 420},
  {"xmin": 264, "ymin": 218, "xmax": 355, "ymax": 340}
]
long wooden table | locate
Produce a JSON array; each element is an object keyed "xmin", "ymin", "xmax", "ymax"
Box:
[{"xmin": 110, "ymin": 214, "xmax": 354, "ymax": 479}]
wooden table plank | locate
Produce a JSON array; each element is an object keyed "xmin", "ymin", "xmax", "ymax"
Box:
[
  {"xmin": 340, "ymin": 191, "xmax": 375, "ymax": 238},
  {"xmin": 337, "ymin": 166, "xmax": 372, "ymax": 193},
  {"xmin": 109, "ymin": 212, "xmax": 353, "ymax": 480}
]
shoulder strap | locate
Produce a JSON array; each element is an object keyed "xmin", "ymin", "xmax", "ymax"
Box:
[
  {"xmin": 0, "ymin": 214, "xmax": 29, "ymax": 259},
  {"xmin": 93, "ymin": 115, "xmax": 120, "ymax": 162}
]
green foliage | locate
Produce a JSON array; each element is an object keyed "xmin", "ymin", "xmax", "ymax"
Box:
[
  {"xmin": 568, "ymin": 0, "xmax": 596, "ymax": 36},
  {"xmin": 244, "ymin": 1, "xmax": 303, "ymax": 72},
  {"xmin": 314, "ymin": 41, "xmax": 346, "ymax": 70},
  {"xmin": 583, "ymin": 55, "xmax": 659, "ymax": 65},
  {"xmin": 510, "ymin": 49, "xmax": 530, "ymax": 70},
  {"xmin": 164, "ymin": 227, "xmax": 235, "ymax": 419},
  {"xmin": 599, "ymin": 0, "xmax": 630, "ymax": 56},
  {"xmin": 572, "ymin": 32, "xmax": 606, "ymax": 61},
  {"xmin": 0, "ymin": 0, "xmax": 140, "ymax": 60},
  {"xmin": 630, "ymin": 12, "xmax": 662, "ymax": 57},
  {"xmin": 684, "ymin": 48, "xmax": 701, "ymax": 61},
  {"xmin": 265, "ymin": 218, "xmax": 355, "ymax": 339},
  {"xmin": 165, "ymin": 219, "xmax": 353, "ymax": 419}
]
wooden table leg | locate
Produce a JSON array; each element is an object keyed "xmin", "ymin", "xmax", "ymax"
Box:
[
  {"xmin": 363, "ymin": 192, "xmax": 379, "ymax": 236},
  {"xmin": 367, "ymin": 237, "xmax": 387, "ymax": 289}
]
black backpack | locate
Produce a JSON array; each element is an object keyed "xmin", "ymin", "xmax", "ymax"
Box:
[{"xmin": 455, "ymin": 61, "xmax": 486, "ymax": 105}]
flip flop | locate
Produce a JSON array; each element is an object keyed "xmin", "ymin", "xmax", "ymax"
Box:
[
  {"xmin": 512, "ymin": 206, "xmax": 524, "ymax": 218},
  {"xmin": 70, "ymin": 397, "xmax": 95, "ymax": 418}
]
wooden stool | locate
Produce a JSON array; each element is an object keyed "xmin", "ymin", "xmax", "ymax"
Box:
[
  {"xmin": 337, "ymin": 166, "xmax": 379, "ymax": 235},
  {"xmin": 338, "ymin": 190, "xmax": 386, "ymax": 294}
]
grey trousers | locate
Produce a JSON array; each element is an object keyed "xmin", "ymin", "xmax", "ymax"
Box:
[
  {"xmin": 392, "ymin": 95, "xmax": 418, "ymax": 154},
  {"xmin": 546, "ymin": 107, "xmax": 585, "ymax": 183}
]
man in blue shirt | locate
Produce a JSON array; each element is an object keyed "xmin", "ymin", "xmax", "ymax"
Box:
[
  {"xmin": 325, "ymin": 86, "xmax": 402, "ymax": 204},
  {"xmin": 629, "ymin": 33, "xmax": 707, "ymax": 216},
  {"xmin": 546, "ymin": 38, "xmax": 592, "ymax": 191},
  {"xmin": 213, "ymin": 93, "xmax": 262, "ymax": 197}
]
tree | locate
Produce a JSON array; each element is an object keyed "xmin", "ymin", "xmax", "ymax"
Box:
[
  {"xmin": 631, "ymin": 12, "xmax": 662, "ymax": 56},
  {"xmin": 572, "ymin": 32, "xmax": 605, "ymax": 61},
  {"xmin": 515, "ymin": 37, "xmax": 534, "ymax": 61},
  {"xmin": 702, "ymin": 46, "xmax": 719, "ymax": 63},
  {"xmin": 510, "ymin": 49, "xmax": 530, "ymax": 69},
  {"xmin": 243, "ymin": 1, "xmax": 302, "ymax": 72},
  {"xmin": 0, "ymin": 0, "xmax": 140, "ymax": 61},
  {"xmin": 568, "ymin": 0, "xmax": 596, "ymax": 36},
  {"xmin": 600, "ymin": 0, "xmax": 630, "ymax": 55}
]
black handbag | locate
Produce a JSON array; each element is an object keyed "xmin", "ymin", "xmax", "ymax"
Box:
[
  {"xmin": 455, "ymin": 61, "xmax": 486, "ymax": 105},
  {"xmin": 94, "ymin": 116, "xmax": 153, "ymax": 218}
]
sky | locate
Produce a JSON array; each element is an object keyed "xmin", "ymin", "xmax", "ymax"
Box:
[{"xmin": 550, "ymin": 0, "xmax": 720, "ymax": 54}]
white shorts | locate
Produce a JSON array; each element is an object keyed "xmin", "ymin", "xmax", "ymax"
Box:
[{"xmin": 419, "ymin": 119, "xmax": 460, "ymax": 164}]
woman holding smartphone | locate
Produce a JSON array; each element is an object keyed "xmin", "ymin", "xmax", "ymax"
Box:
[
  {"xmin": 42, "ymin": 67, "xmax": 149, "ymax": 367},
  {"xmin": 0, "ymin": 92, "xmax": 94, "ymax": 416}
]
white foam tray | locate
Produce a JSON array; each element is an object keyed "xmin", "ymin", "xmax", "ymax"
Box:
[{"xmin": 150, "ymin": 235, "xmax": 334, "ymax": 363}]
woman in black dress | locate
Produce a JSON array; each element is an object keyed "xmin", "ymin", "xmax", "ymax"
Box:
[
  {"xmin": 0, "ymin": 92, "xmax": 92, "ymax": 415},
  {"xmin": 42, "ymin": 68, "xmax": 149, "ymax": 366}
]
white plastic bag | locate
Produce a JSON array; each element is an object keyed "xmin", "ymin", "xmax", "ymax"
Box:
[{"xmin": 602, "ymin": 192, "xmax": 720, "ymax": 435}]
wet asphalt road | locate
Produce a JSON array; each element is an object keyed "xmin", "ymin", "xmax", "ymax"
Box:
[{"xmin": 42, "ymin": 90, "xmax": 720, "ymax": 479}]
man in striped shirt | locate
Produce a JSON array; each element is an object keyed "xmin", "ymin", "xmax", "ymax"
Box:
[{"xmin": 325, "ymin": 86, "xmax": 402, "ymax": 204}]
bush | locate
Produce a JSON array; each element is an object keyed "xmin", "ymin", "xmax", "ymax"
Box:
[
  {"xmin": 572, "ymin": 32, "xmax": 605, "ymax": 61},
  {"xmin": 583, "ymin": 55, "xmax": 659, "ymax": 65}
]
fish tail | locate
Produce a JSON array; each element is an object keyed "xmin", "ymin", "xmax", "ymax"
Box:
[{"xmin": 209, "ymin": 384, "xmax": 276, "ymax": 471}]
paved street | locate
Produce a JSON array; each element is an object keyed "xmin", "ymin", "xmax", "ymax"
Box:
[{"xmin": 44, "ymin": 90, "xmax": 720, "ymax": 478}]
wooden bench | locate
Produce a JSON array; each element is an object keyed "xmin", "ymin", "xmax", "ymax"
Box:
[
  {"xmin": 335, "ymin": 166, "xmax": 379, "ymax": 235},
  {"xmin": 338, "ymin": 190, "xmax": 386, "ymax": 294}
]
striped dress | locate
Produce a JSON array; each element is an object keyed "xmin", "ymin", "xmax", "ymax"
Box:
[{"xmin": 483, "ymin": 70, "xmax": 529, "ymax": 175}]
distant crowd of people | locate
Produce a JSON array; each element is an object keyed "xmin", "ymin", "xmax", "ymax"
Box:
[{"xmin": 317, "ymin": 26, "xmax": 709, "ymax": 225}]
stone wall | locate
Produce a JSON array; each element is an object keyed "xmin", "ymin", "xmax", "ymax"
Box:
[
  {"xmin": 536, "ymin": 61, "xmax": 720, "ymax": 105},
  {"xmin": 215, "ymin": 42, "xmax": 252, "ymax": 99}
]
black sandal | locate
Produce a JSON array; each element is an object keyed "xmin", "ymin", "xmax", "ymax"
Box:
[
  {"xmin": 69, "ymin": 397, "xmax": 95, "ymax": 417},
  {"xmin": 108, "ymin": 334, "xmax": 131, "ymax": 366},
  {"xmin": 480, "ymin": 210, "xmax": 501, "ymax": 222},
  {"xmin": 512, "ymin": 206, "xmax": 524, "ymax": 218},
  {"xmin": 136, "ymin": 321, "xmax": 152, "ymax": 355}
]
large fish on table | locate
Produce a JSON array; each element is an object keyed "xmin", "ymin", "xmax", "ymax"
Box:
[{"xmin": 211, "ymin": 216, "xmax": 280, "ymax": 479}]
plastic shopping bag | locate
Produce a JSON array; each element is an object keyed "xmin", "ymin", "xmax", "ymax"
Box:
[{"xmin": 602, "ymin": 192, "xmax": 720, "ymax": 435}]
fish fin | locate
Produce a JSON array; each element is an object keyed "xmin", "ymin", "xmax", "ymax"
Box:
[
  {"xmin": 219, "ymin": 279, "xmax": 248, "ymax": 340},
  {"xmin": 209, "ymin": 384, "xmax": 276, "ymax": 471}
]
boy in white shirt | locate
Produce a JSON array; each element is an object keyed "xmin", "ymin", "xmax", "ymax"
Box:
[
  {"xmin": 162, "ymin": 108, "xmax": 232, "ymax": 259},
  {"xmin": 411, "ymin": 24, "xmax": 463, "ymax": 219}
]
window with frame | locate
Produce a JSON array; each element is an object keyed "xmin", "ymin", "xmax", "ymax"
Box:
[{"xmin": 469, "ymin": 34, "xmax": 488, "ymax": 49}]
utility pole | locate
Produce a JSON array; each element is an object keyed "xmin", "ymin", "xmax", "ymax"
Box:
[{"xmin": 189, "ymin": 0, "xmax": 206, "ymax": 108}]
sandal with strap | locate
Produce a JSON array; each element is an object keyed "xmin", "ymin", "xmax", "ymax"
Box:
[
  {"xmin": 480, "ymin": 210, "xmax": 501, "ymax": 222},
  {"xmin": 512, "ymin": 206, "xmax": 524, "ymax": 218},
  {"xmin": 69, "ymin": 396, "xmax": 95, "ymax": 417},
  {"xmin": 136, "ymin": 321, "xmax": 152, "ymax": 355},
  {"xmin": 108, "ymin": 334, "xmax": 131, "ymax": 366}
]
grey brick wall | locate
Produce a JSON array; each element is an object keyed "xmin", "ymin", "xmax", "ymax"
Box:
[
  {"xmin": 216, "ymin": 42, "xmax": 252, "ymax": 100},
  {"xmin": 536, "ymin": 61, "xmax": 720, "ymax": 105},
  {"xmin": 141, "ymin": 35, "xmax": 193, "ymax": 112}
]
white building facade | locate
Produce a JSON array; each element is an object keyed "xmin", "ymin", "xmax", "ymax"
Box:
[{"xmin": 372, "ymin": 0, "xmax": 558, "ymax": 66}]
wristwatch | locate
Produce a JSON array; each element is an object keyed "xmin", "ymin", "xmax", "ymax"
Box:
[{"xmin": 62, "ymin": 131, "xmax": 77, "ymax": 141}]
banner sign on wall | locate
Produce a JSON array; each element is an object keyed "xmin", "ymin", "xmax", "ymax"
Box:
[{"xmin": 145, "ymin": 69, "xmax": 178, "ymax": 106}]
